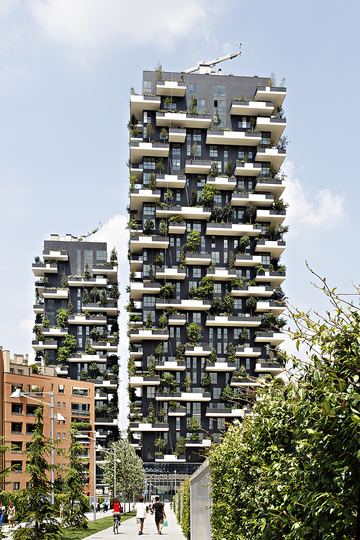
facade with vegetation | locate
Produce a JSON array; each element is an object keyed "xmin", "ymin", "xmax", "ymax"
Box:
[
  {"xmin": 32, "ymin": 234, "xmax": 119, "ymax": 493},
  {"xmin": 127, "ymin": 67, "xmax": 287, "ymax": 474}
]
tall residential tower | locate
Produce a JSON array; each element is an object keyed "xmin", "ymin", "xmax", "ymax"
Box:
[
  {"xmin": 32, "ymin": 234, "xmax": 119, "ymax": 494},
  {"xmin": 128, "ymin": 67, "xmax": 287, "ymax": 478}
]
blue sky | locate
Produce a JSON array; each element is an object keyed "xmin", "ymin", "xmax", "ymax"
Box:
[{"xmin": 0, "ymin": 0, "xmax": 359, "ymax": 427}]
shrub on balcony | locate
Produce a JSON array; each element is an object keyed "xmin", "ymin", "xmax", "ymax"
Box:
[
  {"xmin": 186, "ymin": 323, "xmax": 203, "ymax": 346},
  {"xmin": 174, "ymin": 436, "xmax": 186, "ymax": 457}
]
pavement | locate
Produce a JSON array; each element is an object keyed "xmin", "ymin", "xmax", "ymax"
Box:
[{"xmin": 84, "ymin": 503, "xmax": 186, "ymax": 539}]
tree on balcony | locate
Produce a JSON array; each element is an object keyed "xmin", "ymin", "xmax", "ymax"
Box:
[
  {"xmin": 182, "ymin": 375, "xmax": 192, "ymax": 393},
  {"xmin": 176, "ymin": 342, "xmax": 185, "ymax": 362},
  {"xmin": 42, "ymin": 313, "xmax": 50, "ymax": 328},
  {"xmin": 85, "ymin": 337, "xmax": 95, "ymax": 355},
  {"xmin": 100, "ymin": 288, "xmax": 108, "ymax": 305},
  {"xmin": 213, "ymin": 109, "xmax": 221, "ymax": 127},
  {"xmin": 197, "ymin": 275, "xmax": 214, "ymax": 299},
  {"xmin": 158, "ymin": 313, "xmax": 167, "ymax": 329},
  {"xmin": 201, "ymin": 372, "xmax": 211, "ymax": 392},
  {"xmin": 190, "ymin": 187, "xmax": 198, "ymax": 206},
  {"xmin": 128, "ymin": 358, "xmax": 136, "ymax": 377},
  {"xmin": 148, "ymin": 355, "xmax": 156, "ymax": 376},
  {"xmin": 154, "ymin": 437, "xmax": 165, "ymax": 456},
  {"xmin": 145, "ymin": 312, "xmax": 153, "ymax": 330},
  {"xmin": 225, "ymin": 159, "xmax": 233, "ymax": 177},
  {"xmin": 265, "ymin": 224, "xmax": 289, "ymax": 241},
  {"xmin": 155, "ymin": 343, "xmax": 164, "ymax": 361},
  {"xmin": 178, "ymin": 249, "xmax": 187, "ymax": 269},
  {"xmin": 83, "ymin": 263, "xmax": 92, "ymax": 279},
  {"xmin": 109, "ymin": 284, "xmax": 120, "ymax": 300},
  {"xmin": 223, "ymin": 290, "xmax": 235, "ymax": 316},
  {"xmin": 239, "ymin": 235, "xmax": 250, "ymax": 254},
  {"xmin": 210, "ymin": 296, "xmax": 223, "ymax": 315},
  {"xmin": 174, "ymin": 436, "xmax": 186, "ymax": 457},
  {"xmin": 221, "ymin": 384, "xmax": 235, "ymax": 408},
  {"xmin": 90, "ymin": 327, "xmax": 100, "ymax": 342},
  {"xmin": 146, "ymin": 121, "xmax": 154, "ymax": 142},
  {"xmin": 227, "ymin": 343, "xmax": 236, "ymax": 364},
  {"xmin": 159, "ymin": 219, "xmax": 167, "ymax": 236},
  {"xmin": 206, "ymin": 348, "xmax": 217, "ymax": 364},
  {"xmin": 208, "ymin": 161, "xmax": 219, "ymax": 178},
  {"xmin": 148, "ymin": 173, "xmax": 156, "ymax": 190},
  {"xmin": 61, "ymin": 272, "xmax": 68, "ymax": 288},
  {"xmin": 82, "ymin": 290, "xmax": 90, "ymax": 304},
  {"xmin": 91, "ymin": 286, "xmax": 99, "ymax": 302},
  {"xmin": 188, "ymin": 416, "xmax": 201, "ymax": 440},
  {"xmin": 67, "ymin": 299, "xmax": 74, "ymax": 315},
  {"xmin": 187, "ymin": 323, "xmax": 203, "ymax": 346},
  {"xmin": 147, "ymin": 403, "xmax": 156, "ymax": 423},
  {"xmin": 160, "ymin": 283, "xmax": 176, "ymax": 299},
  {"xmin": 144, "ymin": 217, "xmax": 155, "ymax": 235},
  {"xmin": 199, "ymin": 184, "xmax": 219, "ymax": 205},
  {"xmin": 56, "ymin": 308, "xmax": 68, "ymax": 329},
  {"xmin": 246, "ymin": 296, "xmax": 258, "ymax": 317},
  {"xmin": 156, "ymin": 156, "xmax": 165, "ymax": 173},
  {"xmin": 245, "ymin": 204, "xmax": 256, "ymax": 224},
  {"xmin": 228, "ymin": 251, "xmax": 235, "ymax": 270},
  {"xmin": 185, "ymin": 230, "xmax": 201, "ymax": 254}
]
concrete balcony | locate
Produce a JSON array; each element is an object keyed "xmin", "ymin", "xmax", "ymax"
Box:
[
  {"xmin": 130, "ymin": 163, "xmax": 143, "ymax": 180},
  {"xmin": 234, "ymin": 162, "xmax": 262, "ymax": 176},
  {"xmin": 230, "ymin": 100, "xmax": 274, "ymax": 117},
  {"xmin": 156, "ymin": 80, "xmax": 186, "ymax": 96},
  {"xmin": 156, "ymin": 205, "xmax": 211, "ymax": 220},
  {"xmin": 168, "ymin": 408, "xmax": 186, "ymax": 416},
  {"xmin": 256, "ymin": 209, "xmax": 286, "ymax": 226},
  {"xmin": 130, "ymin": 282, "xmax": 161, "ymax": 300},
  {"xmin": 235, "ymin": 254, "xmax": 262, "ymax": 267},
  {"xmin": 32, "ymin": 263, "xmax": 58, "ymax": 277},
  {"xmin": 92, "ymin": 265, "xmax": 118, "ymax": 283},
  {"xmin": 68, "ymin": 354, "xmax": 107, "ymax": 363},
  {"xmin": 43, "ymin": 327, "xmax": 68, "ymax": 338},
  {"xmin": 206, "ymin": 268, "xmax": 236, "ymax": 281},
  {"xmin": 206, "ymin": 130, "xmax": 261, "ymax": 146},
  {"xmin": 129, "ymin": 422, "xmax": 169, "ymax": 432},
  {"xmin": 32, "ymin": 340, "xmax": 57, "ymax": 351},
  {"xmin": 55, "ymin": 366, "xmax": 69, "ymax": 376},
  {"xmin": 33, "ymin": 304, "xmax": 45, "ymax": 314},
  {"xmin": 156, "ymin": 299, "xmax": 211, "ymax": 311},
  {"xmin": 168, "ymin": 128, "xmax": 186, "ymax": 143},
  {"xmin": 255, "ymin": 147, "xmax": 286, "ymax": 169},
  {"xmin": 185, "ymin": 252, "xmax": 212, "ymax": 265},
  {"xmin": 255, "ymin": 332, "xmax": 285, "ymax": 346},
  {"xmin": 254, "ymin": 86, "xmax": 286, "ymax": 109},
  {"xmin": 130, "ymin": 235, "xmax": 169, "ymax": 254},
  {"xmin": 256, "ymin": 117, "xmax": 286, "ymax": 144},
  {"xmin": 130, "ymin": 189, "xmax": 161, "ymax": 211},
  {"xmin": 155, "ymin": 361, "xmax": 186, "ymax": 371},
  {"xmin": 156, "ymin": 111, "xmax": 211, "ymax": 129},
  {"xmin": 155, "ymin": 454, "xmax": 186, "ymax": 463},
  {"xmin": 256, "ymin": 301, "xmax": 286, "ymax": 316},
  {"xmin": 168, "ymin": 221, "xmax": 186, "ymax": 235},
  {"xmin": 129, "ymin": 347, "xmax": 143, "ymax": 359},
  {"xmin": 129, "ymin": 375, "xmax": 160, "ymax": 388},
  {"xmin": 255, "ymin": 362, "xmax": 285, "ymax": 376},
  {"xmin": 130, "ymin": 141, "xmax": 169, "ymax": 163},
  {"xmin": 206, "ymin": 176, "xmax": 236, "ymax": 191},
  {"xmin": 168, "ymin": 314, "xmax": 186, "ymax": 326},
  {"xmin": 255, "ymin": 240, "xmax": 286, "ymax": 257},
  {"xmin": 230, "ymin": 378, "xmax": 262, "ymax": 388},
  {"xmin": 68, "ymin": 315, "xmax": 107, "ymax": 326},
  {"xmin": 67, "ymin": 276, "xmax": 108, "ymax": 288},
  {"xmin": 155, "ymin": 174, "xmax": 186, "ymax": 189},
  {"xmin": 255, "ymin": 271, "xmax": 286, "ymax": 286},
  {"xmin": 185, "ymin": 159, "xmax": 212, "ymax": 175},
  {"xmin": 185, "ymin": 345, "xmax": 212, "ymax": 356},
  {"xmin": 92, "ymin": 341, "xmax": 118, "ymax": 353},
  {"xmin": 129, "ymin": 255, "xmax": 143, "ymax": 272},
  {"xmin": 155, "ymin": 268, "xmax": 186, "ymax": 280},
  {"xmin": 230, "ymin": 285, "xmax": 273, "ymax": 298},
  {"xmin": 255, "ymin": 178, "xmax": 285, "ymax": 198},
  {"xmin": 205, "ymin": 407, "xmax": 244, "ymax": 418},
  {"xmin": 206, "ymin": 223, "xmax": 261, "ymax": 237},
  {"xmin": 205, "ymin": 361, "xmax": 236, "ymax": 372},
  {"xmin": 155, "ymin": 391, "xmax": 211, "ymax": 402},
  {"xmin": 43, "ymin": 288, "xmax": 69, "ymax": 299},
  {"xmin": 205, "ymin": 316, "xmax": 261, "ymax": 328},
  {"xmin": 81, "ymin": 303, "xmax": 118, "ymax": 315},
  {"xmin": 129, "ymin": 329, "xmax": 169, "ymax": 343},
  {"xmin": 235, "ymin": 347, "xmax": 262, "ymax": 357},
  {"xmin": 231, "ymin": 192, "xmax": 274, "ymax": 207},
  {"xmin": 130, "ymin": 94, "xmax": 161, "ymax": 121},
  {"xmin": 43, "ymin": 250, "xmax": 68, "ymax": 261},
  {"xmin": 185, "ymin": 439, "xmax": 212, "ymax": 448}
]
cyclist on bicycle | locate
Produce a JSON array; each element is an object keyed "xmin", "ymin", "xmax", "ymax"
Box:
[{"xmin": 113, "ymin": 497, "xmax": 122, "ymax": 533}]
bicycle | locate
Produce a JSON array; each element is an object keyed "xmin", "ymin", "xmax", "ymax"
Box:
[{"xmin": 113, "ymin": 513, "xmax": 121, "ymax": 534}]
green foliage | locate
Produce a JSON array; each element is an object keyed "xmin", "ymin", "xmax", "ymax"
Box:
[
  {"xmin": 144, "ymin": 217, "xmax": 155, "ymax": 235},
  {"xmin": 67, "ymin": 299, "xmax": 74, "ymax": 315},
  {"xmin": 180, "ymin": 478, "xmax": 191, "ymax": 540},
  {"xmin": 160, "ymin": 283, "xmax": 176, "ymax": 299},
  {"xmin": 102, "ymin": 440, "xmax": 145, "ymax": 499},
  {"xmin": 82, "ymin": 289, "xmax": 90, "ymax": 304},
  {"xmin": 208, "ymin": 272, "xmax": 360, "ymax": 539},
  {"xmin": 188, "ymin": 416, "xmax": 201, "ymax": 432},
  {"xmin": 176, "ymin": 342, "xmax": 185, "ymax": 362},
  {"xmin": 182, "ymin": 375, "xmax": 192, "ymax": 392},
  {"xmin": 159, "ymin": 219, "xmax": 168, "ymax": 236},
  {"xmin": 83, "ymin": 263, "xmax": 92, "ymax": 279},
  {"xmin": 239, "ymin": 235, "xmax": 250, "ymax": 253},
  {"xmin": 223, "ymin": 290, "xmax": 235, "ymax": 315},
  {"xmin": 208, "ymin": 161, "xmax": 219, "ymax": 178},
  {"xmin": 245, "ymin": 203, "xmax": 256, "ymax": 224},
  {"xmin": 42, "ymin": 313, "xmax": 50, "ymax": 328},
  {"xmin": 99, "ymin": 288, "xmax": 107, "ymax": 305},
  {"xmin": 80, "ymin": 368, "xmax": 88, "ymax": 381},
  {"xmin": 199, "ymin": 184, "xmax": 219, "ymax": 205},
  {"xmin": 208, "ymin": 348, "xmax": 217, "ymax": 364},
  {"xmin": 56, "ymin": 308, "xmax": 68, "ymax": 329},
  {"xmin": 189, "ymin": 97, "xmax": 198, "ymax": 115},
  {"xmin": 228, "ymin": 250, "xmax": 235, "ymax": 269},
  {"xmin": 174, "ymin": 436, "xmax": 186, "ymax": 457},
  {"xmin": 12, "ymin": 406, "xmax": 62, "ymax": 540},
  {"xmin": 158, "ymin": 313, "xmax": 167, "ymax": 329},
  {"xmin": 245, "ymin": 296, "xmax": 258, "ymax": 315},
  {"xmin": 186, "ymin": 323, "xmax": 202, "ymax": 346},
  {"xmin": 146, "ymin": 121, "xmax": 154, "ymax": 142},
  {"xmin": 213, "ymin": 109, "xmax": 221, "ymax": 127},
  {"xmin": 178, "ymin": 249, "xmax": 187, "ymax": 269},
  {"xmin": 225, "ymin": 159, "xmax": 233, "ymax": 177},
  {"xmin": 145, "ymin": 312, "xmax": 153, "ymax": 329},
  {"xmin": 155, "ymin": 342, "xmax": 164, "ymax": 360},
  {"xmin": 148, "ymin": 173, "xmax": 156, "ymax": 190},
  {"xmin": 85, "ymin": 337, "xmax": 95, "ymax": 355},
  {"xmin": 147, "ymin": 403, "xmax": 156, "ymax": 423},
  {"xmin": 238, "ymin": 365, "xmax": 248, "ymax": 378},
  {"xmin": 61, "ymin": 273, "xmax": 68, "ymax": 288},
  {"xmin": 109, "ymin": 284, "xmax": 120, "ymax": 300},
  {"xmin": 185, "ymin": 230, "xmax": 201, "ymax": 254},
  {"xmin": 189, "ymin": 187, "xmax": 197, "ymax": 206},
  {"xmin": 62, "ymin": 431, "xmax": 90, "ymax": 529},
  {"xmin": 197, "ymin": 275, "xmax": 214, "ymax": 298},
  {"xmin": 160, "ymin": 372, "xmax": 177, "ymax": 393},
  {"xmin": 201, "ymin": 372, "xmax": 211, "ymax": 392},
  {"xmin": 220, "ymin": 384, "xmax": 235, "ymax": 407},
  {"xmin": 227, "ymin": 342, "xmax": 236, "ymax": 363},
  {"xmin": 148, "ymin": 355, "xmax": 156, "ymax": 376},
  {"xmin": 155, "ymin": 61, "xmax": 163, "ymax": 81}
]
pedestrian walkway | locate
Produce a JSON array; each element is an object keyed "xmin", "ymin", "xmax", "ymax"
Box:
[{"xmin": 84, "ymin": 504, "xmax": 186, "ymax": 539}]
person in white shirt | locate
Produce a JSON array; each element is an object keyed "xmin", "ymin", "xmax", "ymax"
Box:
[{"xmin": 135, "ymin": 496, "xmax": 146, "ymax": 535}]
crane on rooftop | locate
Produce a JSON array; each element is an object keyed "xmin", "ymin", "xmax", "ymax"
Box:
[{"xmin": 183, "ymin": 43, "xmax": 248, "ymax": 75}]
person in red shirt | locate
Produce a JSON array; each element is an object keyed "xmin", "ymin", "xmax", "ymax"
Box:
[{"xmin": 113, "ymin": 497, "xmax": 122, "ymax": 527}]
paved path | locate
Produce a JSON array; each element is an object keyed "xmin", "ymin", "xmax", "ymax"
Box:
[{"xmin": 84, "ymin": 504, "xmax": 186, "ymax": 539}]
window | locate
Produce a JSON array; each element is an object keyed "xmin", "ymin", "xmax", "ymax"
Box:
[
  {"xmin": 172, "ymin": 144, "xmax": 181, "ymax": 156},
  {"xmin": 210, "ymin": 373, "xmax": 218, "ymax": 384},
  {"xmin": 13, "ymin": 482, "xmax": 20, "ymax": 491},
  {"xmin": 209, "ymin": 146, "xmax": 218, "ymax": 158},
  {"xmin": 211, "ymin": 252, "xmax": 220, "ymax": 264},
  {"xmin": 214, "ymin": 193, "xmax": 221, "ymax": 205},
  {"xmin": 192, "ymin": 222, "xmax": 201, "ymax": 232},
  {"xmin": 193, "ymin": 267, "xmax": 201, "ymax": 278},
  {"xmin": 172, "ymin": 159, "xmax": 181, "ymax": 171},
  {"xmin": 11, "ymin": 442, "xmax": 22, "ymax": 453},
  {"xmin": 197, "ymin": 98, "xmax": 206, "ymax": 112},
  {"xmin": 84, "ymin": 249, "xmax": 93, "ymax": 270},
  {"xmin": 143, "ymin": 157, "xmax": 156, "ymax": 170},
  {"xmin": 213, "ymin": 388, "xmax": 222, "ymax": 399},
  {"xmin": 26, "ymin": 424, "xmax": 35, "ymax": 435},
  {"xmin": 214, "ymin": 85, "xmax": 226, "ymax": 97},
  {"xmin": 189, "ymin": 281, "xmax": 197, "ymax": 292},
  {"xmin": 189, "ymin": 83, "xmax": 197, "ymax": 96},
  {"xmin": 96, "ymin": 250, "xmax": 107, "ymax": 261},
  {"xmin": 63, "ymin": 402, "xmax": 66, "ymax": 409},
  {"xmin": 143, "ymin": 80, "xmax": 151, "ymax": 94},
  {"xmin": 261, "ymin": 163, "xmax": 270, "ymax": 175},
  {"xmin": 143, "ymin": 203, "xmax": 155, "ymax": 217},
  {"xmin": 193, "ymin": 313, "xmax": 201, "ymax": 324},
  {"xmin": 147, "ymin": 387, "xmax": 155, "ymax": 398},
  {"xmin": 261, "ymin": 254, "xmax": 271, "ymax": 265},
  {"xmin": 213, "ymin": 284, "xmax": 222, "ymax": 296},
  {"xmin": 11, "ymin": 423, "xmax": 22, "ymax": 434},
  {"xmin": 176, "ymin": 417, "xmax": 180, "ymax": 431},
  {"xmin": 11, "ymin": 404, "xmax": 22, "ymax": 415},
  {"xmin": 234, "ymin": 298, "xmax": 243, "ymax": 310},
  {"xmin": 193, "ymin": 130, "xmax": 201, "ymax": 142},
  {"xmin": 261, "ymin": 132, "xmax": 271, "ymax": 147},
  {"xmin": 217, "ymin": 418, "xmax": 226, "ymax": 430}
]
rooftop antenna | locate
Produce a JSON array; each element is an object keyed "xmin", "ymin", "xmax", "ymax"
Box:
[{"xmin": 183, "ymin": 42, "xmax": 248, "ymax": 75}]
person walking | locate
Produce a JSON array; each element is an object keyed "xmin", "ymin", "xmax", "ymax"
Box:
[
  {"xmin": 7, "ymin": 502, "xmax": 15, "ymax": 529},
  {"xmin": 135, "ymin": 496, "xmax": 146, "ymax": 535},
  {"xmin": 0, "ymin": 503, "xmax": 5, "ymax": 526},
  {"xmin": 152, "ymin": 496, "xmax": 166, "ymax": 535}
]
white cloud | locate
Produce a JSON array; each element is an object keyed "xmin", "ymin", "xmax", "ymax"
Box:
[
  {"xmin": 28, "ymin": 0, "xmax": 209, "ymax": 54},
  {"xmin": 0, "ymin": 0, "xmax": 20, "ymax": 17},
  {"xmin": 283, "ymin": 161, "xmax": 346, "ymax": 234}
]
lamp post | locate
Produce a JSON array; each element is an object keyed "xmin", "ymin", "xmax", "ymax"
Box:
[
  {"xmin": 10, "ymin": 388, "xmax": 65, "ymax": 505},
  {"xmin": 80, "ymin": 431, "xmax": 97, "ymax": 523}
]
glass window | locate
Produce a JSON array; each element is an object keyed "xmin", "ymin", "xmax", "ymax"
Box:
[
  {"xmin": 211, "ymin": 252, "xmax": 220, "ymax": 264},
  {"xmin": 143, "ymin": 157, "xmax": 156, "ymax": 170},
  {"xmin": 193, "ymin": 313, "xmax": 201, "ymax": 324},
  {"xmin": 96, "ymin": 250, "xmax": 107, "ymax": 261},
  {"xmin": 213, "ymin": 388, "xmax": 222, "ymax": 399},
  {"xmin": 209, "ymin": 146, "xmax": 218, "ymax": 158},
  {"xmin": 172, "ymin": 159, "xmax": 181, "ymax": 171},
  {"xmin": 193, "ymin": 130, "xmax": 201, "ymax": 142},
  {"xmin": 11, "ymin": 404, "xmax": 22, "ymax": 415},
  {"xmin": 143, "ymin": 204, "xmax": 155, "ymax": 216},
  {"xmin": 214, "ymin": 85, "xmax": 226, "ymax": 97},
  {"xmin": 197, "ymin": 99, "xmax": 206, "ymax": 112},
  {"xmin": 143, "ymin": 81, "xmax": 151, "ymax": 94},
  {"xmin": 213, "ymin": 284, "xmax": 222, "ymax": 296},
  {"xmin": 147, "ymin": 387, "xmax": 155, "ymax": 398},
  {"xmin": 193, "ymin": 267, "xmax": 201, "ymax": 278},
  {"xmin": 172, "ymin": 144, "xmax": 181, "ymax": 156},
  {"xmin": 189, "ymin": 83, "xmax": 197, "ymax": 96}
]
